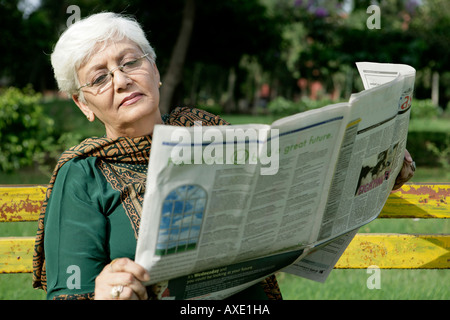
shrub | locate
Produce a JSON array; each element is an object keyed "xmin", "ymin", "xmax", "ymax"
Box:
[
  {"xmin": 0, "ymin": 87, "xmax": 54, "ymax": 172},
  {"xmin": 425, "ymin": 136, "xmax": 450, "ymax": 177},
  {"xmin": 410, "ymin": 99, "xmax": 442, "ymax": 119},
  {"xmin": 268, "ymin": 97, "xmax": 297, "ymax": 116},
  {"xmin": 268, "ymin": 96, "xmax": 344, "ymax": 117}
]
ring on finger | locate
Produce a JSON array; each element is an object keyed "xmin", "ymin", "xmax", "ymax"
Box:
[{"xmin": 111, "ymin": 285, "xmax": 124, "ymax": 299}]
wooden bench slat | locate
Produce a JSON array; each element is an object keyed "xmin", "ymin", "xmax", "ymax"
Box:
[
  {"xmin": 1, "ymin": 234, "xmax": 449, "ymax": 273},
  {"xmin": 1, "ymin": 183, "xmax": 448, "ymax": 222},
  {"xmin": 0, "ymin": 237, "xmax": 35, "ymax": 273},
  {"xmin": 336, "ymin": 233, "xmax": 450, "ymax": 269},
  {"xmin": 379, "ymin": 183, "xmax": 450, "ymax": 219},
  {"xmin": 0, "ymin": 185, "xmax": 47, "ymax": 222}
]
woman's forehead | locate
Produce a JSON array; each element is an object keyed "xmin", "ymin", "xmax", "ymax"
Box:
[{"xmin": 79, "ymin": 39, "xmax": 141, "ymax": 71}]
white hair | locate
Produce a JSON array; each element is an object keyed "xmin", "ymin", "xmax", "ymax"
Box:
[{"xmin": 51, "ymin": 12, "xmax": 156, "ymax": 97}]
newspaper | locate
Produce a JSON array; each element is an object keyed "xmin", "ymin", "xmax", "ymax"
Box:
[{"xmin": 135, "ymin": 62, "xmax": 416, "ymax": 299}]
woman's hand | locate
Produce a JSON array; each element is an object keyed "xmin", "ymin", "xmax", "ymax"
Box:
[
  {"xmin": 94, "ymin": 257, "xmax": 150, "ymax": 300},
  {"xmin": 392, "ymin": 149, "xmax": 416, "ymax": 190}
]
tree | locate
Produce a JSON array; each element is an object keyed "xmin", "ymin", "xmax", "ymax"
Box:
[
  {"xmin": 409, "ymin": 0, "xmax": 450, "ymax": 107},
  {"xmin": 0, "ymin": 0, "xmax": 30, "ymax": 86},
  {"xmin": 159, "ymin": 0, "xmax": 196, "ymax": 115},
  {"xmin": 6, "ymin": 0, "xmax": 283, "ymax": 113}
]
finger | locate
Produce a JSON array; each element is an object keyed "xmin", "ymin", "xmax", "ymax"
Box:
[
  {"xmin": 404, "ymin": 161, "xmax": 415, "ymax": 179},
  {"xmin": 95, "ymin": 271, "xmax": 123, "ymax": 300},
  {"xmin": 109, "ymin": 258, "xmax": 150, "ymax": 282},
  {"xmin": 393, "ymin": 161, "xmax": 415, "ymax": 190},
  {"xmin": 108, "ymin": 259, "xmax": 149, "ymax": 300},
  {"xmin": 96, "ymin": 259, "xmax": 149, "ymax": 300},
  {"xmin": 112, "ymin": 272, "xmax": 148, "ymax": 300},
  {"xmin": 404, "ymin": 149, "xmax": 413, "ymax": 163},
  {"xmin": 112, "ymin": 285, "xmax": 139, "ymax": 300},
  {"xmin": 96, "ymin": 272, "xmax": 148, "ymax": 300}
]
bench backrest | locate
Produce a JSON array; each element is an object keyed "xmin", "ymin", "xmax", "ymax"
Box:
[{"xmin": 0, "ymin": 183, "xmax": 449, "ymax": 273}]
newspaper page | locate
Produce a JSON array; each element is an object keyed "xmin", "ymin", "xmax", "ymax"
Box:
[
  {"xmin": 283, "ymin": 228, "xmax": 358, "ymax": 283},
  {"xmin": 284, "ymin": 62, "xmax": 415, "ymax": 282},
  {"xmin": 313, "ymin": 62, "xmax": 415, "ymax": 243},
  {"xmin": 135, "ymin": 62, "xmax": 416, "ymax": 297}
]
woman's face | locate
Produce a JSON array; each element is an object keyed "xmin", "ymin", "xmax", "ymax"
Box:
[{"xmin": 73, "ymin": 39, "xmax": 162, "ymax": 139}]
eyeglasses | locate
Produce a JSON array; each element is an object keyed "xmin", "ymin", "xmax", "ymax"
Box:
[{"xmin": 77, "ymin": 53, "xmax": 150, "ymax": 95}]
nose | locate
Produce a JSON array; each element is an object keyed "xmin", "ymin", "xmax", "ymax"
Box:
[{"xmin": 111, "ymin": 67, "xmax": 132, "ymax": 90}]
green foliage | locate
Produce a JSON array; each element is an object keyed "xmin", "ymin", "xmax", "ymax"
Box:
[
  {"xmin": 268, "ymin": 96, "xmax": 342, "ymax": 117},
  {"xmin": 0, "ymin": 87, "xmax": 54, "ymax": 172},
  {"xmin": 426, "ymin": 136, "xmax": 450, "ymax": 178},
  {"xmin": 195, "ymin": 103, "xmax": 223, "ymax": 116},
  {"xmin": 267, "ymin": 97, "xmax": 298, "ymax": 116},
  {"xmin": 407, "ymin": 131, "xmax": 449, "ymax": 167},
  {"xmin": 410, "ymin": 99, "xmax": 442, "ymax": 119},
  {"xmin": 34, "ymin": 131, "xmax": 84, "ymax": 176}
]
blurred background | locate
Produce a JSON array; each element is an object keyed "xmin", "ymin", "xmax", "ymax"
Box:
[{"xmin": 0, "ymin": 0, "xmax": 448, "ymax": 300}]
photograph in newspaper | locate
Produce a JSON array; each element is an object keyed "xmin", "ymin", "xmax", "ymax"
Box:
[{"xmin": 355, "ymin": 143, "xmax": 399, "ymax": 197}]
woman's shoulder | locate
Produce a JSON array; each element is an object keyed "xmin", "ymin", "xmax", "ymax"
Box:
[
  {"xmin": 55, "ymin": 156, "xmax": 98, "ymax": 181},
  {"xmin": 166, "ymin": 106, "xmax": 230, "ymax": 127},
  {"xmin": 54, "ymin": 136, "xmax": 116, "ymax": 175}
]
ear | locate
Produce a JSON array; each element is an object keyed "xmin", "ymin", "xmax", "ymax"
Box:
[{"xmin": 72, "ymin": 94, "xmax": 95, "ymax": 122}]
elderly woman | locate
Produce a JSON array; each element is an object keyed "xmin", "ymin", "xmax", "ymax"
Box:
[
  {"xmin": 33, "ymin": 12, "xmax": 415, "ymax": 300},
  {"xmin": 32, "ymin": 12, "xmax": 281, "ymax": 300}
]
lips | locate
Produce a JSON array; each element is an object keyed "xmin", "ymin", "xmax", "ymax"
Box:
[{"xmin": 120, "ymin": 92, "xmax": 143, "ymax": 107}]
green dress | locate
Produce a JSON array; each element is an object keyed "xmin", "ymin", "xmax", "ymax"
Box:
[{"xmin": 44, "ymin": 157, "xmax": 141, "ymax": 299}]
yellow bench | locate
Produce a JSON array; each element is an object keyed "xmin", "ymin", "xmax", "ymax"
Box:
[{"xmin": 0, "ymin": 183, "xmax": 449, "ymax": 273}]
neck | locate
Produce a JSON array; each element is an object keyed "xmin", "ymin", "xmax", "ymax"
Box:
[{"xmin": 106, "ymin": 110, "xmax": 164, "ymax": 139}]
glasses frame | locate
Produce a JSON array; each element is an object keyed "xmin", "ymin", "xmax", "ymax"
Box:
[{"xmin": 77, "ymin": 53, "xmax": 150, "ymax": 94}]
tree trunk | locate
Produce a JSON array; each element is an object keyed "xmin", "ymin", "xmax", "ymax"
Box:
[
  {"xmin": 432, "ymin": 71, "xmax": 439, "ymax": 106},
  {"xmin": 222, "ymin": 67, "xmax": 236, "ymax": 114},
  {"xmin": 189, "ymin": 63, "xmax": 202, "ymax": 106},
  {"xmin": 159, "ymin": 0, "xmax": 196, "ymax": 115}
]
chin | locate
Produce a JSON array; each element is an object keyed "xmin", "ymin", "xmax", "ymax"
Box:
[{"xmin": 125, "ymin": 107, "xmax": 160, "ymax": 127}]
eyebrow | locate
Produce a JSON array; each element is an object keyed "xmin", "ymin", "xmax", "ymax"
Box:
[{"xmin": 84, "ymin": 47, "xmax": 143, "ymax": 76}]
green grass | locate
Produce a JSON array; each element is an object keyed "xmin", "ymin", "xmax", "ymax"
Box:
[
  {"xmin": 0, "ymin": 275, "xmax": 46, "ymax": 300},
  {"xmin": 277, "ymin": 269, "xmax": 449, "ymax": 300},
  {"xmin": 0, "ymin": 101, "xmax": 448, "ymax": 300}
]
